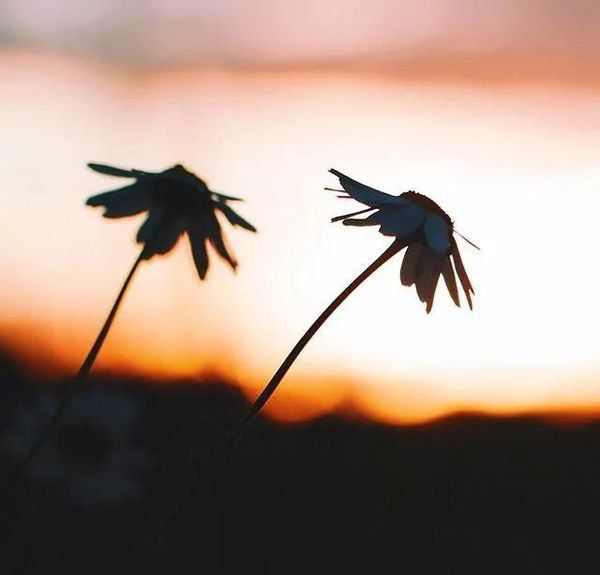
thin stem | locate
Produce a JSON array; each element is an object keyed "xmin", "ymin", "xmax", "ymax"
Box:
[
  {"xmin": 226, "ymin": 239, "xmax": 404, "ymax": 444},
  {"xmin": 126, "ymin": 239, "xmax": 404, "ymax": 568},
  {"xmin": 25, "ymin": 246, "xmax": 147, "ymax": 463}
]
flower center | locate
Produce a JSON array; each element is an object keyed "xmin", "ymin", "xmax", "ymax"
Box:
[
  {"xmin": 401, "ymin": 191, "xmax": 453, "ymax": 226},
  {"xmin": 152, "ymin": 177, "xmax": 214, "ymax": 214},
  {"xmin": 55, "ymin": 422, "xmax": 114, "ymax": 471}
]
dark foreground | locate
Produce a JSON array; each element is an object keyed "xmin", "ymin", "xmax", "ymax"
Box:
[{"xmin": 0, "ymin": 350, "xmax": 598, "ymax": 574}]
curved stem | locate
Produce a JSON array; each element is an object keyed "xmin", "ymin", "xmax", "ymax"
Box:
[
  {"xmin": 226, "ymin": 239, "xmax": 404, "ymax": 446},
  {"xmin": 127, "ymin": 239, "xmax": 404, "ymax": 568},
  {"xmin": 25, "ymin": 247, "xmax": 147, "ymax": 463}
]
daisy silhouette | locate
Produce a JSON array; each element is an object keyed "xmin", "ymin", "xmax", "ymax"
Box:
[
  {"xmin": 86, "ymin": 162, "xmax": 256, "ymax": 278},
  {"xmin": 234, "ymin": 168, "xmax": 476, "ymax": 432},
  {"xmin": 329, "ymin": 168, "xmax": 476, "ymax": 312},
  {"xmin": 25, "ymin": 163, "xmax": 256, "ymax": 463}
]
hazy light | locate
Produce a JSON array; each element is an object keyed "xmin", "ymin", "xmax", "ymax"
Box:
[{"xmin": 1, "ymin": 52, "xmax": 599, "ymax": 423}]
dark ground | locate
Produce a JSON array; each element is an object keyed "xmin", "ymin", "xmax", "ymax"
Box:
[{"xmin": 0, "ymin": 349, "xmax": 598, "ymax": 575}]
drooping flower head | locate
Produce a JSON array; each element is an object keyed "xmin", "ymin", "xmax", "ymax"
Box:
[
  {"xmin": 329, "ymin": 168, "xmax": 476, "ymax": 313},
  {"xmin": 86, "ymin": 163, "xmax": 256, "ymax": 279}
]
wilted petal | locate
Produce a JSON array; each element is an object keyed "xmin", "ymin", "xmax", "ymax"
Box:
[
  {"xmin": 86, "ymin": 183, "xmax": 152, "ymax": 218},
  {"xmin": 425, "ymin": 259, "xmax": 444, "ymax": 314},
  {"xmin": 215, "ymin": 201, "xmax": 257, "ymax": 232},
  {"xmin": 330, "ymin": 169, "xmax": 404, "ymax": 207},
  {"xmin": 207, "ymin": 218, "xmax": 238, "ymax": 270},
  {"xmin": 400, "ymin": 243, "xmax": 425, "ymax": 287},
  {"xmin": 148, "ymin": 219, "xmax": 183, "ymax": 256},
  {"xmin": 332, "ymin": 206, "xmax": 377, "ymax": 223},
  {"xmin": 413, "ymin": 250, "xmax": 443, "ymax": 313},
  {"xmin": 375, "ymin": 203, "xmax": 427, "ymax": 237},
  {"xmin": 450, "ymin": 237, "xmax": 474, "ymax": 310},
  {"xmin": 342, "ymin": 213, "xmax": 381, "ymax": 227},
  {"xmin": 88, "ymin": 163, "xmax": 140, "ymax": 178},
  {"xmin": 415, "ymin": 269, "xmax": 429, "ymax": 305},
  {"xmin": 136, "ymin": 208, "xmax": 168, "ymax": 257},
  {"xmin": 414, "ymin": 251, "xmax": 433, "ymax": 303},
  {"xmin": 213, "ymin": 191, "xmax": 244, "ymax": 202},
  {"xmin": 187, "ymin": 222, "xmax": 210, "ymax": 280},
  {"xmin": 424, "ymin": 213, "xmax": 451, "ymax": 254},
  {"xmin": 441, "ymin": 257, "xmax": 460, "ymax": 307}
]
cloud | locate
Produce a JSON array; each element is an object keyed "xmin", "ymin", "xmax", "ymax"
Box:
[{"xmin": 0, "ymin": 0, "xmax": 599, "ymax": 84}]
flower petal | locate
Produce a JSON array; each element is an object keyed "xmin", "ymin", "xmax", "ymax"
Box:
[
  {"xmin": 424, "ymin": 213, "xmax": 451, "ymax": 254},
  {"xmin": 441, "ymin": 257, "xmax": 460, "ymax": 307},
  {"xmin": 88, "ymin": 163, "xmax": 140, "ymax": 178},
  {"xmin": 375, "ymin": 204, "xmax": 427, "ymax": 237},
  {"xmin": 414, "ymin": 250, "xmax": 443, "ymax": 313},
  {"xmin": 400, "ymin": 243, "xmax": 425, "ymax": 287},
  {"xmin": 136, "ymin": 210, "xmax": 162, "ymax": 243},
  {"xmin": 415, "ymin": 261, "xmax": 431, "ymax": 304},
  {"xmin": 136, "ymin": 208, "xmax": 169, "ymax": 258},
  {"xmin": 187, "ymin": 221, "xmax": 210, "ymax": 280},
  {"xmin": 86, "ymin": 183, "xmax": 152, "ymax": 218},
  {"xmin": 149, "ymin": 219, "xmax": 183, "ymax": 256},
  {"xmin": 331, "ymin": 206, "xmax": 377, "ymax": 223},
  {"xmin": 213, "ymin": 191, "xmax": 244, "ymax": 202},
  {"xmin": 207, "ymin": 218, "xmax": 238, "ymax": 270},
  {"xmin": 425, "ymin": 260, "xmax": 444, "ymax": 314},
  {"xmin": 342, "ymin": 213, "xmax": 381, "ymax": 227},
  {"xmin": 329, "ymin": 169, "xmax": 404, "ymax": 207},
  {"xmin": 450, "ymin": 236, "xmax": 474, "ymax": 310},
  {"xmin": 215, "ymin": 201, "xmax": 257, "ymax": 232}
]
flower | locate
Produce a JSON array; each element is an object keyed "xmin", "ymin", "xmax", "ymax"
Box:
[
  {"xmin": 86, "ymin": 163, "xmax": 257, "ymax": 279},
  {"xmin": 328, "ymin": 168, "xmax": 475, "ymax": 313},
  {"xmin": 1, "ymin": 387, "xmax": 155, "ymax": 511}
]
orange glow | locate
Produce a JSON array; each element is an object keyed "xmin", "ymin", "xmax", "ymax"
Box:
[{"xmin": 2, "ymin": 51, "xmax": 600, "ymax": 425}]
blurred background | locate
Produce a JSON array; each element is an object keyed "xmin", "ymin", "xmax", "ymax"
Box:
[
  {"xmin": 0, "ymin": 2, "xmax": 599, "ymax": 574},
  {"xmin": 1, "ymin": 0, "xmax": 599, "ymax": 424}
]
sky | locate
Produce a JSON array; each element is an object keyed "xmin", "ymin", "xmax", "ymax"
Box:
[
  {"xmin": 1, "ymin": 1, "xmax": 599, "ymax": 424},
  {"xmin": 1, "ymin": 0, "xmax": 599, "ymax": 81}
]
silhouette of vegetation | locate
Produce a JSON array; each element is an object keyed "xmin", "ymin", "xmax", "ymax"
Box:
[
  {"xmin": 87, "ymin": 162, "xmax": 256, "ymax": 277},
  {"xmin": 329, "ymin": 168, "xmax": 477, "ymax": 312},
  {"xmin": 0, "ymin": 352, "xmax": 597, "ymax": 575},
  {"xmin": 25, "ymin": 162, "xmax": 256, "ymax": 462}
]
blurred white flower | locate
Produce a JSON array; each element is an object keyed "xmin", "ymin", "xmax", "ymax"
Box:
[
  {"xmin": 86, "ymin": 162, "xmax": 256, "ymax": 279},
  {"xmin": 329, "ymin": 168, "xmax": 476, "ymax": 313},
  {"xmin": 2, "ymin": 387, "xmax": 155, "ymax": 511}
]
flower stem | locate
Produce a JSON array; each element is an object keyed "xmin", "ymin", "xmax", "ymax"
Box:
[
  {"xmin": 226, "ymin": 239, "xmax": 404, "ymax": 444},
  {"xmin": 127, "ymin": 239, "xmax": 404, "ymax": 568},
  {"xmin": 25, "ymin": 246, "xmax": 147, "ymax": 463}
]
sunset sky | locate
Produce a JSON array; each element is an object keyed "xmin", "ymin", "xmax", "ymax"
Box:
[{"xmin": 1, "ymin": 1, "xmax": 599, "ymax": 424}]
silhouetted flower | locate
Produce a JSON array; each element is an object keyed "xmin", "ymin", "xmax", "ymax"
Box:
[
  {"xmin": 86, "ymin": 162, "xmax": 256, "ymax": 279},
  {"xmin": 2, "ymin": 388, "xmax": 154, "ymax": 511},
  {"xmin": 23, "ymin": 163, "xmax": 256, "ymax": 465},
  {"xmin": 329, "ymin": 168, "xmax": 475, "ymax": 312}
]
